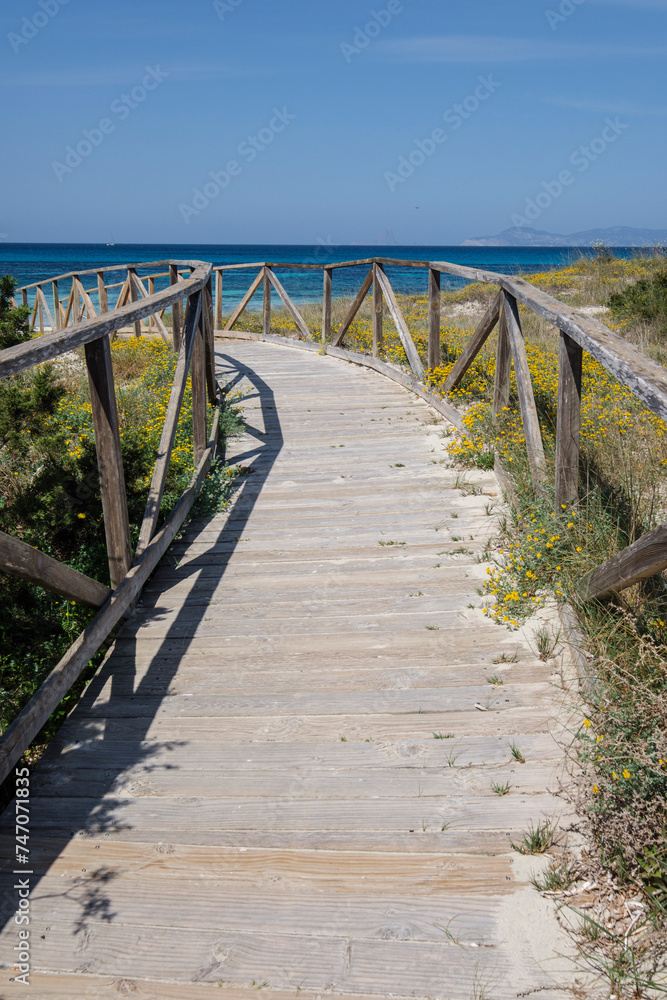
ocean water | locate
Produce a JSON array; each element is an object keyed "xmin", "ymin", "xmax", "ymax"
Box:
[{"xmin": 0, "ymin": 242, "xmax": 639, "ymax": 311}]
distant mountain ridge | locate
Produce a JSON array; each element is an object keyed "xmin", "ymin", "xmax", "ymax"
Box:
[{"xmin": 461, "ymin": 226, "xmax": 667, "ymax": 247}]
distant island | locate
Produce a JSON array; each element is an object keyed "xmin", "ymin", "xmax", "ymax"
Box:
[{"xmin": 461, "ymin": 226, "xmax": 667, "ymax": 247}]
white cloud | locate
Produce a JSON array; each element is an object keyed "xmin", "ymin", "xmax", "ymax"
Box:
[{"xmin": 377, "ymin": 34, "xmax": 667, "ymax": 62}]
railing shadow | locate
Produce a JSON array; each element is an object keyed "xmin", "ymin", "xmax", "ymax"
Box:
[{"xmin": 0, "ymin": 350, "xmax": 283, "ymax": 955}]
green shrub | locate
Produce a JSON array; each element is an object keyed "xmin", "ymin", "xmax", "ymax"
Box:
[
  {"xmin": 608, "ymin": 270, "xmax": 667, "ymax": 328},
  {"xmin": 0, "ymin": 275, "xmax": 30, "ymax": 351}
]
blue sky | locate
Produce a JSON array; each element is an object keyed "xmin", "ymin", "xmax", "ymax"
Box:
[{"xmin": 1, "ymin": 0, "xmax": 665, "ymax": 244}]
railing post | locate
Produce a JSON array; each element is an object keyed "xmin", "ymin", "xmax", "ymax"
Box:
[
  {"xmin": 52, "ymin": 280, "xmax": 61, "ymax": 330},
  {"xmin": 128, "ymin": 268, "xmax": 141, "ymax": 337},
  {"xmin": 493, "ymin": 305, "xmax": 511, "ymax": 417},
  {"xmin": 72, "ymin": 276, "xmax": 81, "ymax": 324},
  {"xmin": 322, "ymin": 267, "xmax": 332, "ymax": 344},
  {"xmin": 21, "ymin": 288, "xmax": 28, "ymax": 310},
  {"xmin": 555, "ymin": 330, "xmax": 582, "ymax": 511},
  {"xmin": 263, "ymin": 267, "xmax": 272, "ymax": 336},
  {"xmin": 148, "ymin": 276, "xmax": 156, "ymax": 333},
  {"xmin": 170, "ymin": 265, "xmax": 183, "ymax": 351},
  {"xmin": 37, "ymin": 287, "xmax": 44, "ymax": 333},
  {"xmin": 502, "ymin": 291, "xmax": 547, "ymax": 491},
  {"xmin": 428, "ymin": 268, "xmax": 441, "ymax": 370},
  {"xmin": 191, "ymin": 307, "xmax": 208, "ymax": 467},
  {"xmin": 84, "ymin": 334, "xmax": 133, "ymax": 589},
  {"xmin": 372, "ymin": 263, "xmax": 383, "ymax": 358},
  {"xmin": 215, "ymin": 269, "xmax": 223, "ymax": 331},
  {"xmin": 204, "ymin": 276, "xmax": 217, "ymax": 406},
  {"xmin": 96, "ymin": 271, "xmax": 108, "ymax": 317}
]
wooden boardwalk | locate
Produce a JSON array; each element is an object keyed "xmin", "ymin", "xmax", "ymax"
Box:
[{"xmin": 1, "ymin": 342, "xmax": 574, "ymax": 999}]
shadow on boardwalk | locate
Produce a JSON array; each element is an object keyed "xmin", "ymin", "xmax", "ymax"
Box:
[{"xmin": 0, "ymin": 352, "xmax": 283, "ymax": 947}]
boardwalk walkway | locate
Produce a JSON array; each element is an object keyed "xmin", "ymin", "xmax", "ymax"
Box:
[{"xmin": 1, "ymin": 342, "xmax": 573, "ymax": 999}]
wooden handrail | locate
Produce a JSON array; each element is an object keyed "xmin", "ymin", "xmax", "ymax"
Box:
[
  {"xmin": 5, "ymin": 246, "xmax": 667, "ymax": 781},
  {"xmin": 206, "ymin": 255, "xmax": 667, "ymax": 600},
  {"xmin": 0, "ymin": 260, "xmax": 217, "ymax": 783}
]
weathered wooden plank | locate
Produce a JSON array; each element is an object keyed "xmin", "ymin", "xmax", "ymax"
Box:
[
  {"xmin": 29, "ymin": 764, "xmax": 555, "ymax": 801},
  {"xmin": 0, "ymin": 974, "xmax": 396, "ymax": 1000},
  {"xmin": 372, "ymin": 262, "xmax": 383, "ymax": 358},
  {"xmin": 322, "ymin": 266, "xmax": 332, "ymax": 343},
  {"xmin": 58, "ymin": 707, "xmax": 553, "ymax": 746},
  {"xmin": 581, "ymin": 522, "xmax": 667, "ymax": 600},
  {"xmin": 39, "ymin": 733, "xmax": 559, "ymax": 772},
  {"xmin": 265, "ymin": 267, "xmax": 311, "ymax": 339},
  {"xmin": 331, "ymin": 266, "xmax": 373, "ymax": 347},
  {"xmin": 427, "ymin": 267, "xmax": 440, "ymax": 370},
  {"xmin": 18, "ymin": 874, "xmax": 509, "ymax": 940},
  {"xmin": 84, "ymin": 333, "xmax": 133, "ymax": 589},
  {"xmin": 192, "ymin": 309, "xmax": 208, "ymax": 466},
  {"xmin": 203, "ymin": 276, "xmax": 217, "ymax": 406},
  {"xmin": 73, "ymin": 275, "xmax": 82, "ymax": 324},
  {"xmin": 52, "ymin": 278, "xmax": 61, "ymax": 329},
  {"xmin": 555, "ymin": 330, "xmax": 582, "ymax": 510},
  {"xmin": 96, "ymin": 270, "xmax": 108, "ymax": 317},
  {"xmin": 16, "ymin": 792, "xmax": 560, "ymax": 835},
  {"xmin": 37, "ymin": 284, "xmax": 55, "ymax": 331},
  {"xmin": 214, "ymin": 267, "xmax": 223, "ymax": 331},
  {"xmin": 74, "ymin": 277, "xmax": 98, "ymax": 321},
  {"xmin": 82, "ymin": 681, "xmax": 549, "ymax": 719},
  {"xmin": 128, "ymin": 268, "xmax": 142, "ymax": 337},
  {"xmin": 223, "ymin": 268, "xmax": 265, "ymax": 331},
  {"xmin": 502, "ymin": 292, "xmax": 547, "ymax": 490},
  {"xmin": 170, "ymin": 263, "xmax": 183, "ymax": 349},
  {"xmin": 0, "ymin": 529, "xmax": 111, "ymax": 607},
  {"xmin": 113, "ymin": 274, "xmax": 131, "ymax": 313},
  {"xmin": 493, "ymin": 302, "xmax": 511, "ymax": 417},
  {"xmin": 374, "ymin": 265, "xmax": 425, "ymax": 378},
  {"xmin": 262, "ymin": 267, "xmax": 271, "ymax": 336},
  {"xmin": 135, "ymin": 292, "xmax": 202, "ymax": 557},
  {"xmin": 444, "ymin": 290, "xmax": 502, "ymax": 394}
]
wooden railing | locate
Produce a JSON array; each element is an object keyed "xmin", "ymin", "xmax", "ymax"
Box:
[
  {"xmin": 3, "ymin": 253, "xmax": 667, "ymax": 781},
  {"xmin": 0, "ymin": 260, "xmax": 219, "ymax": 784},
  {"xmin": 212, "ymin": 256, "xmax": 667, "ymax": 604}
]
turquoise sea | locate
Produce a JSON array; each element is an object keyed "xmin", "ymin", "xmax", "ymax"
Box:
[{"xmin": 0, "ymin": 242, "xmax": 640, "ymax": 311}]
